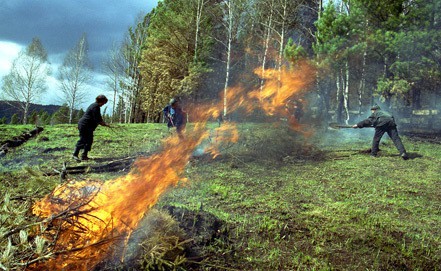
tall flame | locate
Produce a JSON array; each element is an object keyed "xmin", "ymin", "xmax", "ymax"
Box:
[{"xmin": 31, "ymin": 62, "xmax": 314, "ymax": 270}]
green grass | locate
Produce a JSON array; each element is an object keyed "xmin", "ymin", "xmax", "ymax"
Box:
[{"xmin": 1, "ymin": 123, "xmax": 440, "ymax": 270}]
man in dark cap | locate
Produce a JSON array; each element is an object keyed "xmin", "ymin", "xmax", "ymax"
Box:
[
  {"xmin": 72, "ymin": 95, "xmax": 110, "ymax": 161},
  {"xmin": 163, "ymin": 97, "xmax": 186, "ymax": 139},
  {"xmin": 352, "ymin": 105, "xmax": 409, "ymax": 160}
]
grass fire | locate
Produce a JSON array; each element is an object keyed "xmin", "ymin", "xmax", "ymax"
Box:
[
  {"xmin": 1, "ymin": 1, "xmax": 441, "ymax": 270},
  {"xmin": 24, "ymin": 64, "xmax": 314, "ymax": 270}
]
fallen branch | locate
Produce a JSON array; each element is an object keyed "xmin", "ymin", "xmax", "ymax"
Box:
[
  {"xmin": 0, "ymin": 127, "xmax": 44, "ymax": 156},
  {"xmin": 44, "ymin": 156, "xmax": 138, "ymax": 180}
]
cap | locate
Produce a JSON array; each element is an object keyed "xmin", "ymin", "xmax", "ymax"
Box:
[
  {"xmin": 170, "ymin": 98, "xmax": 180, "ymax": 105},
  {"xmin": 371, "ymin": 105, "xmax": 381, "ymax": 110}
]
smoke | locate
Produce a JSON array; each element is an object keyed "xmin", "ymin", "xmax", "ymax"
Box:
[{"xmin": 30, "ymin": 62, "xmax": 317, "ymax": 270}]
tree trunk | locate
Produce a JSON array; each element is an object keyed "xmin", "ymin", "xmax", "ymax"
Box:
[
  {"xmin": 276, "ymin": 0, "xmax": 288, "ymax": 91},
  {"xmin": 343, "ymin": 61, "xmax": 350, "ymax": 124},
  {"xmin": 358, "ymin": 43, "xmax": 367, "ymax": 114},
  {"xmin": 223, "ymin": 2, "xmax": 233, "ymax": 118},
  {"xmin": 260, "ymin": 0, "xmax": 274, "ymax": 98}
]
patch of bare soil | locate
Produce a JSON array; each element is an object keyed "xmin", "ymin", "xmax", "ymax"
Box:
[{"xmin": 404, "ymin": 132, "xmax": 441, "ymax": 144}]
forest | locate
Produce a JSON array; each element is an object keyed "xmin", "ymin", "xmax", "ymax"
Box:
[
  {"xmin": 1, "ymin": 0, "xmax": 440, "ymax": 131},
  {"xmin": 115, "ymin": 0, "xmax": 441, "ymax": 130}
]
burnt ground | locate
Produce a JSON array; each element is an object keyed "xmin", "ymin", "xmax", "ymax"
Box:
[
  {"xmin": 2, "ymin": 124, "xmax": 440, "ymax": 270},
  {"xmin": 0, "ymin": 127, "xmax": 44, "ymax": 157},
  {"xmin": 95, "ymin": 206, "xmax": 228, "ymax": 271},
  {"xmin": 403, "ymin": 132, "xmax": 441, "ymax": 144}
]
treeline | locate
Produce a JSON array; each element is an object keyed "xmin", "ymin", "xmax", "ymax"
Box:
[
  {"xmin": 0, "ymin": 103, "xmax": 117, "ymax": 125},
  {"xmin": 117, "ymin": 0, "xmax": 440, "ymax": 124},
  {"xmin": 106, "ymin": 0, "xmax": 319, "ymax": 123},
  {"xmin": 2, "ymin": 0, "xmax": 439, "ymax": 125},
  {"xmin": 0, "ymin": 104, "xmax": 83, "ymax": 125},
  {"xmin": 314, "ymin": 0, "xmax": 441, "ymax": 123}
]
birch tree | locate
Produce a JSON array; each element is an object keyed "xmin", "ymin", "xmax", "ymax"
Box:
[
  {"xmin": 104, "ymin": 42, "xmax": 125, "ymax": 123},
  {"xmin": 58, "ymin": 34, "xmax": 92, "ymax": 124},
  {"xmin": 252, "ymin": 0, "xmax": 276, "ymax": 96},
  {"xmin": 1, "ymin": 37, "xmax": 50, "ymax": 124},
  {"xmin": 194, "ymin": 0, "xmax": 210, "ymax": 63},
  {"xmin": 121, "ymin": 16, "xmax": 149, "ymax": 123},
  {"xmin": 215, "ymin": 0, "xmax": 247, "ymax": 117}
]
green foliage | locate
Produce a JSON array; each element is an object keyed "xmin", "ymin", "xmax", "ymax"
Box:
[
  {"xmin": 376, "ymin": 77, "xmax": 411, "ymax": 106},
  {"xmin": 29, "ymin": 111, "xmax": 38, "ymax": 125},
  {"xmin": 314, "ymin": 0, "xmax": 441, "ymax": 110},
  {"xmin": 9, "ymin": 114, "xmax": 20, "ymax": 125},
  {"xmin": 38, "ymin": 111, "xmax": 51, "ymax": 125},
  {"xmin": 51, "ymin": 104, "xmax": 70, "ymax": 124},
  {"xmin": 139, "ymin": 0, "xmax": 213, "ymax": 118},
  {"xmin": 284, "ymin": 38, "xmax": 307, "ymax": 66},
  {"xmin": 0, "ymin": 117, "xmax": 7, "ymax": 125}
]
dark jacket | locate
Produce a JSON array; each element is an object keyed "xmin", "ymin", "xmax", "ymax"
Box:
[
  {"xmin": 163, "ymin": 105, "xmax": 186, "ymax": 128},
  {"xmin": 356, "ymin": 110, "xmax": 396, "ymax": 129},
  {"xmin": 78, "ymin": 102, "xmax": 103, "ymax": 131}
]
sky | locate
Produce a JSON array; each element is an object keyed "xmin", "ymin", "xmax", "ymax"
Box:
[{"xmin": 0, "ymin": 0, "xmax": 159, "ymax": 110}]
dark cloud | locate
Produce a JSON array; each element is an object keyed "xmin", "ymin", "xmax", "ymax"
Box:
[{"xmin": 0, "ymin": 0, "xmax": 158, "ymax": 66}]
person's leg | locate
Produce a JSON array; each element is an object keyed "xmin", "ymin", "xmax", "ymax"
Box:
[
  {"xmin": 82, "ymin": 130, "xmax": 94, "ymax": 160},
  {"xmin": 176, "ymin": 125, "xmax": 185, "ymax": 140},
  {"xmin": 387, "ymin": 127, "xmax": 408, "ymax": 159},
  {"xmin": 371, "ymin": 129, "xmax": 385, "ymax": 156},
  {"xmin": 73, "ymin": 128, "xmax": 86, "ymax": 160}
]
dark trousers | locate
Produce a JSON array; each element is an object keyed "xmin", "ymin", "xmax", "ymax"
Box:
[
  {"xmin": 372, "ymin": 126, "xmax": 406, "ymax": 156},
  {"xmin": 75, "ymin": 127, "xmax": 94, "ymax": 153}
]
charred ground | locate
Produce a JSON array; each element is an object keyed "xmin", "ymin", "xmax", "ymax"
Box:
[{"xmin": 0, "ymin": 123, "xmax": 440, "ymax": 270}]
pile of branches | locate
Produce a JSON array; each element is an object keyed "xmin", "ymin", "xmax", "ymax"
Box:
[
  {"xmin": 0, "ymin": 127, "xmax": 44, "ymax": 157},
  {"xmin": 0, "ymin": 181, "xmax": 192, "ymax": 271},
  {"xmin": 0, "ymin": 183, "xmax": 113, "ymax": 271}
]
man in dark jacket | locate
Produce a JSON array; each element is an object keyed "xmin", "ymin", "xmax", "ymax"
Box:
[
  {"xmin": 163, "ymin": 98, "xmax": 186, "ymax": 139},
  {"xmin": 352, "ymin": 105, "xmax": 408, "ymax": 160},
  {"xmin": 72, "ymin": 95, "xmax": 110, "ymax": 161}
]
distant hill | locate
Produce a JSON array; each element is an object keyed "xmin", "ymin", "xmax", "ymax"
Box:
[{"xmin": 0, "ymin": 101, "xmax": 61, "ymax": 122}]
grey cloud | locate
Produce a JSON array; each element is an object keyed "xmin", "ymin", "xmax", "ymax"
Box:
[{"xmin": 0, "ymin": 0, "xmax": 157, "ymax": 66}]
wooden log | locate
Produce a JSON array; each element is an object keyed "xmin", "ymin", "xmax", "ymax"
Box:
[
  {"xmin": 58, "ymin": 156, "xmax": 138, "ymax": 180},
  {"xmin": 0, "ymin": 127, "xmax": 44, "ymax": 157}
]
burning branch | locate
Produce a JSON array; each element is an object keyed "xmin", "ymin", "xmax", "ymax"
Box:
[{"xmin": 25, "ymin": 63, "xmax": 316, "ymax": 270}]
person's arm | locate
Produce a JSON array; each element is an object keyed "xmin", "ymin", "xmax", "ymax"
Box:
[
  {"xmin": 99, "ymin": 121, "xmax": 110, "ymax": 127},
  {"xmin": 353, "ymin": 117, "xmax": 373, "ymax": 128},
  {"xmin": 92, "ymin": 104, "xmax": 110, "ymax": 127},
  {"xmin": 163, "ymin": 105, "xmax": 170, "ymax": 117}
]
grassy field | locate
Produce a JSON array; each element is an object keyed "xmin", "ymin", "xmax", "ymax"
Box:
[{"xmin": 0, "ymin": 123, "xmax": 440, "ymax": 270}]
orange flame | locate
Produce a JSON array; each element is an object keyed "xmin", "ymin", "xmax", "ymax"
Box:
[{"xmin": 31, "ymin": 62, "xmax": 314, "ymax": 270}]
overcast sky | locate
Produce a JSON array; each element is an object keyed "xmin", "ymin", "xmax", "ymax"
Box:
[{"xmin": 0, "ymin": 0, "xmax": 159, "ymax": 109}]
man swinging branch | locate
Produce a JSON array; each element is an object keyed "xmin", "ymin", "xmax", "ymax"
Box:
[
  {"xmin": 72, "ymin": 95, "xmax": 110, "ymax": 161},
  {"xmin": 352, "ymin": 105, "xmax": 409, "ymax": 160}
]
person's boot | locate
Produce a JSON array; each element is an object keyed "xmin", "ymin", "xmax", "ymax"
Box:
[
  {"xmin": 72, "ymin": 147, "xmax": 81, "ymax": 161},
  {"xmin": 81, "ymin": 150, "xmax": 90, "ymax": 161},
  {"xmin": 401, "ymin": 152, "xmax": 409, "ymax": 160}
]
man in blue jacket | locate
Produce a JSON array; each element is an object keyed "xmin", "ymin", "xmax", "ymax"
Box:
[
  {"xmin": 352, "ymin": 105, "xmax": 409, "ymax": 160},
  {"xmin": 163, "ymin": 98, "xmax": 186, "ymax": 139},
  {"xmin": 72, "ymin": 95, "xmax": 110, "ymax": 161}
]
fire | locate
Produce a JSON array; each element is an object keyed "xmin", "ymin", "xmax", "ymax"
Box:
[
  {"xmin": 31, "ymin": 123, "xmax": 212, "ymax": 270},
  {"xmin": 30, "ymin": 62, "xmax": 314, "ymax": 270},
  {"xmin": 248, "ymin": 61, "xmax": 315, "ymax": 132}
]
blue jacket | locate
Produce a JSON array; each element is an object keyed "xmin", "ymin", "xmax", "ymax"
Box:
[{"xmin": 163, "ymin": 104, "xmax": 186, "ymax": 128}]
